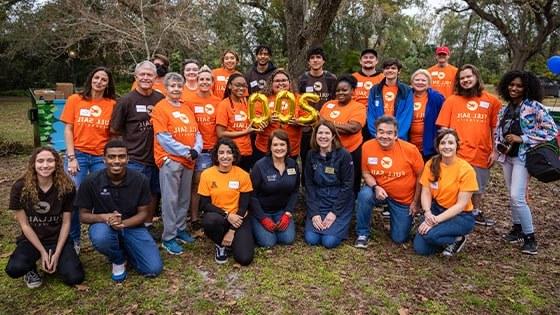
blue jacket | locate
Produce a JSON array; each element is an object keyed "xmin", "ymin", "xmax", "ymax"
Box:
[
  {"xmin": 367, "ymin": 79, "xmax": 413, "ymax": 140},
  {"xmin": 420, "ymin": 88, "xmax": 445, "ymax": 157}
]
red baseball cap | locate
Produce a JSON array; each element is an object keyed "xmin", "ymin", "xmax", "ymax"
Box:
[{"xmin": 435, "ymin": 46, "xmax": 450, "ymax": 55}]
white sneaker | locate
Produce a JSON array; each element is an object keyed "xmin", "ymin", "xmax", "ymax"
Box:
[{"xmin": 24, "ymin": 270, "xmax": 42, "ymax": 288}]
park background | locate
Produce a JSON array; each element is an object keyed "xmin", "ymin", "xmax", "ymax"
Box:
[{"xmin": 0, "ymin": 0, "xmax": 559, "ymax": 314}]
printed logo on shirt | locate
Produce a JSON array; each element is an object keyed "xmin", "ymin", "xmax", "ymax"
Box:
[
  {"xmin": 384, "ymin": 91, "xmax": 395, "ymax": 102},
  {"xmin": 205, "ymin": 104, "xmax": 215, "ymax": 115},
  {"xmin": 211, "ymin": 181, "xmax": 218, "ymax": 189},
  {"xmin": 413, "ymin": 102, "xmax": 422, "ymax": 111},
  {"xmin": 367, "ymin": 157, "xmax": 378, "ymax": 165},
  {"xmin": 437, "ymin": 72, "xmax": 445, "ymax": 80},
  {"xmin": 90, "ymin": 105, "xmax": 102, "ymax": 117},
  {"xmin": 326, "ymin": 103, "xmax": 336, "ymax": 109},
  {"xmin": 330, "ymin": 110, "xmax": 341, "ymax": 119},
  {"xmin": 228, "ymin": 181, "xmax": 240, "ymax": 189},
  {"xmin": 380, "ymin": 156, "xmax": 393, "ymax": 169},
  {"xmin": 313, "ymin": 81, "xmax": 323, "ymax": 92},
  {"xmin": 287, "ymin": 168, "xmax": 296, "ymax": 175},
  {"xmin": 100, "ymin": 188, "xmax": 111, "ymax": 196},
  {"xmin": 147, "ymin": 105, "xmax": 155, "ymax": 116},
  {"xmin": 466, "ymin": 101, "xmax": 479, "ymax": 111},
  {"xmin": 364, "ymin": 81, "xmax": 373, "ymax": 90},
  {"xmin": 258, "ymin": 79, "xmax": 266, "ymax": 90},
  {"xmin": 172, "ymin": 111, "xmax": 190, "ymax": 124},
  {"xmin": 266, "ymin": 174, "xmax": 277, "ymax": 182},
  {"xmin": 32, "ymin": 201, "xmax": 51, "ymax": 214},
  {"xmin": 136, "ymin": 105, "xmax": 147, "ymax": 113},
  {"xmin": 235, "ymin": 111, "xmax": 248, "ymax": 122}
]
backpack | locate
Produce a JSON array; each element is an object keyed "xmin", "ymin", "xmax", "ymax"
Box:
[{"xmin": 526, "ymin": 139, "xmax": 560, "ymax": 183}]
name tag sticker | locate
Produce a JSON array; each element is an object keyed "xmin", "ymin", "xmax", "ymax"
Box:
[
  {"xmin": 194, "ymin": 106, "xmax": 204, "ymax": 113},
  {"xmin": 172, "ymin": 111, "xmax": 181, "ymax": 118},
  {"xmin": 79, "ymin": 109, "xmax": 91, "ymax": 117},
  {"xmin": 305, "ymin": 86, "xmax": 314, "ymax": 92},
  {"xmin": 234, "ymin": 114, "xmax": 244, "ymax": 122},
  {"xmin": 326, "ymin": 103, "xmax": 335, "ymax": 109},
  {"xmin": 325, "ymin": 166, "xmax": 336, "ymax": 174},
  {"xmin": 250, "ymin": 80, "xmax": 258, "ymax": 87},
  {"xmin": 480, "ymin": 101, "xmax": 490, "ymax": 109},
  {"xmin": 136, "ymin": 105, "xmax": 147, "ymax": 112},
  {"xmin": 368, "ymin": 157, "xmax": 378, "ymax": 165},
  {"xmin": 217, "ymin": 76, "xmax": 226, "ymax": 81},
  {"xmin": 430, "ymin": 182, "xmax": 439, "ymax": 189},
  {"xmin": 287, "ymin": 168, "xmax": 296, "ymax": 175},
  {"xmin": 357, "ymin": 82, "xmax": 364, "ymax": 87},
  {"xmin": 228, "ymin": 181, "xmax": 240, "ymax": 189}
]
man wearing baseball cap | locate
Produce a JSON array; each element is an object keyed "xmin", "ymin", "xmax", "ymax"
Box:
[
  {"xmin": 352, "ymin": 49, "xmax": 384, "ymax": 106},
  {"xmin": 428, "ymin": 46, "xmax": 458, "ymax": 99}
]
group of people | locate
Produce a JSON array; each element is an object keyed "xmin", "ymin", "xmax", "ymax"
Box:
[{"xmin": 6, "ymin": 44, "xmax": 558, "ymax": 288}]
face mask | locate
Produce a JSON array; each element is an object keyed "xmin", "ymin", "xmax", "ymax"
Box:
[{"xmin": 156, "ymin": 64, "xmax": 168, "ymax": 77}]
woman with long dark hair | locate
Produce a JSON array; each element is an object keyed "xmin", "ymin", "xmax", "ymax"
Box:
[
  {"xmin": 60, "ymin": 66, "xmax": 117, "ymax": 253},
  {"xmin": 496, "ymin": 70, "xmax": 558, "ymax": 255},
  {"xmin": 5, "ymin": 147, "xmax": 84, "ymax": 288}
]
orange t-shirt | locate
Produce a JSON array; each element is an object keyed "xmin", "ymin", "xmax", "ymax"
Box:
[
  {"xmin": 131, "ymin": 80, "xmax": 167, "ymax": 97},
  {"xmin": 428, "ymin": 64, "xmax": 458, "ymax": 99},
  {"xmin": 151, "ymin": 98, "xmax": 199, "ymax": 169},
  {"xmin": 255, "ymin": 94, "xmax": 304, "ymax": 156},
  {"xmin": 409, "ymin": 92, "xmax": 429, "ymax": 152},
  {"xmin": 420, "ymin": 158, "xmax": 478, "ymax": 211},
  {"xmin": 212, "ymin": 68, "xmax": 236, "ymax": 99},
  {"xmin": 436, "ymin": 91, "xmax": 501, "ymax": 168},
  {"xmin": 352, "ymin": 72, "xmax": 384, "ymax": 106},
  {"xmin": 361, "ymin": 139, "xmax": 424, "ymax": 204},
  {"xmin": 181, "ymin": 87, "xmax": 198, "ymax": 102},
  {"xmin": 382, "ymin": 84, "xmax": 399, "ymax": 116},
  {"xmin": 198, "ymin": 165, "xmax": 253, "ymax": 214},
  {"xmin": 60, "ymin": 94, "xmax": 116, "ymax": 156},
  {"xmin": 320, "ymin": 100, "xmax": 366, "ymax": 152},
  {"xmin": 216, "ymin": 98, "xmax": 252, "ymax": 156},
  {"xmin": 183, "ymin": 93, "xmax": 221, "ymax": 150}
]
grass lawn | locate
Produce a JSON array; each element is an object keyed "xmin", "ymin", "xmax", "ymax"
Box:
[{"xmin": 0, "ymin": 96, "xmax": 559, "ymax": 314}]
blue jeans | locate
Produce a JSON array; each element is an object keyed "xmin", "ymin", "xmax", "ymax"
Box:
[
  {"xmin": 355, "ymin": 185, "xmax": 413, "ymax": 244},
  {"xmin": 127, "ymin": 160, "xmax": 160, "ymax": 194},
  {"xmin": 501, "ymin": 156, "xmax": 533, "ymax": 234},
  {"xmin": 194, "ymin": 152, "xmax": 212, "ymax": 172},
  {"xmin": 251, "ymin": 211, "xmax": 296, "ymax": 247},
  {"xmin": 304, "ymin": 230, "xmax": 342, "ymax": 249},
  {"xmin": 65, "ymin": 150, "xmax": 105, "ymax": 244},
  {"xmin": 413, "ymin": 204, "xmax": 475, "ymax": 256},
  {"xmin": 88, "ymin": 223, "xmax": 163, "ymax": 276}
]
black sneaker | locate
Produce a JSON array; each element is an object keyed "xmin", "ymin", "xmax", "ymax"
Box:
[
  {"xmin": 502, "ymin": 224, "xmax": 523, "ymax": 243},
  {"xmin": 443, "ymin": 236, "xmax": 468, "ymax": 257},
  {"xmin": 521, "ymin": 233, "xmax": 538, "ymax": 255},
  {"xmin": 24, "ymin": 270, "xmax": 42, "ymax": 289},
  {"xmin": 215, "ymin": 244, "xmax": 228, "ymax": 264},
  {"xmin": 354, "ymin": 235, "xmax": 369, "ymax": 249},
  {"xmin": 474, "ymin": 211, "xmax": 496, "ymax": 226}
]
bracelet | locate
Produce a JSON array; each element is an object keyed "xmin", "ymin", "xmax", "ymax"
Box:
[{"xmin": 67, "ymin": 154, "xmax": 76, "ymax": 161}]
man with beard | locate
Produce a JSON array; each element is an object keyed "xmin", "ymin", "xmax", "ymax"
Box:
[
  {"xmin": 352, "ymin": 49, "xmax": 384, "ymax": 106},
  {"xmin": 428, "ymin": 46, "xmax": 458, "ymax": 99},
  {"xmin": 131, "ymin": 54, "xmax": 169, "ymax": 96},
  {"xmin": 245, "ymin": 45, "xmax": 277, "ymax": 94},
  {"xmin": 436, "ymin": 64, "xmax": 501, "ymax": 227},
  {"xmin": 110, "ymin": 61, "xmax": 164, "ymax": 239},
  {"xmin": 76, "ymin": 140, "xmax": 163, "ymax": 282}
]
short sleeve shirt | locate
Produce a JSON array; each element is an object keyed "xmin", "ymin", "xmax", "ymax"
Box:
[
  {"xmin": 198, "ymin": 166, "xmax": 253, "ymax": 214},
  {"xmin": 320, "ymin": 100, "xmax": 366, "ymax": 152},
  {"xmin": 216, "ymin": 98, "xmax": 252, "ymax": 156}
]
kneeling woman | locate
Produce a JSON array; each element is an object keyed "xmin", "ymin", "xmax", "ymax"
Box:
[
  {"xmin": 198, "ymin": 138, "xmax": 255, "ymax": 265},
  {"xmin": 251, "ymin": 129, "xmax": 299, "ymax": 247},
  {"xmin": 304, "ymin": 120, "xmax": 354, "ymax": 249},
  {"xmin": 413, "ymin": 129, "xmax": 478, "ymax": 256},
  {"xmin": 5, "ymin": 147, "xmax": 84, "ymax": 288}
]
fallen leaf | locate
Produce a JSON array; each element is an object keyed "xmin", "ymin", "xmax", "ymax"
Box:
[
  {"xmin": 398, "ymin": 308, "xmax": 410, "ymax": 315},
  {"xmin": 74, "ymin": 284, "xmax": 89, "ymax": 292}
]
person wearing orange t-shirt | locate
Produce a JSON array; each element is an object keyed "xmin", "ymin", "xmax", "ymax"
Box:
[
  {"xmin": 130, "ymin": 54, "xmax": 169, "ymax": 96},
  {"xmin": 183, "ymin": 66, "xmax": 221, "ymax": 233},
  {"xmin": 60, "ymin": 66, "xmax": 117, "ymax": 252},
  {"xmin": 199, "ymin": 138, "xmax": 254, "ymax": 265},
  {"xmin": 212, "ymin": 50, "xmax": 239, "ymax": 99},
  {"xmin": 408, "ymin": 69, "xmax": 445, "ymax": 160},
  {"xmin": 320, "ymin": 75, "xmax": 366, "ymax": 194},
  {"xmin": 428, "ymin": 46, "xmax": 458, "ymax": 99},
  {"xmin": 354, "ymin": 116, "xmax": 424, "ymax": 248},
  {"xmin": 413, "ymin": 129, "xmax": 478, "ymax": 256},
  {"xmin": 181, "ymin": 59, "xmax": 200, "ymax": 100},
  {"xmin": 152, "ymin": 72, "xmax": 202, "ymax": 256},
  {"xmin": 352, "ymin": 48, "xmax": 384, "ymax": 106},
  {"xmin": 254, "ymin": 69, "xmax": 303, "ymax": 161},
  {"xmin": 436, "ymin": 64, "xmax": 500, "ymax": 227},
  {"xmin": 216, "ymin": 72, "xmax": 262, "ymax": 172}
]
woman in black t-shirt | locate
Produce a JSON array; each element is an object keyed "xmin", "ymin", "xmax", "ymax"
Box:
[{"xmin": 5, "ymin": 147, "xmax": 84, "ymax": 288}]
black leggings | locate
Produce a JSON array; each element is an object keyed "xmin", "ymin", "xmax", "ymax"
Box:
[
  {"xmin": 202, "ymin": 212, "xmax": 255, "ymax": 266},
  {"xmin": 5, "ymin": 240, "xmax": 84, "ymax": 285},
  {"xmin": 350, "ymin": 145, "xmax": 363, "ymax": 196}
]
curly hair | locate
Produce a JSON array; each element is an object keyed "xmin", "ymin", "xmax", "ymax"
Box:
[
  {"xmin": 497, "ymin": 70, "xmax": 544, "ymax": 103},
  {"xmin": 264, "ymin": 68, "xmax": 292, "ymax": 96},
  {"xmin": 336, "ymin": 74, "xmax": 357, "ymax": 89},
  {"xmin": 20, "ymin": 147, "xmax": 75, "ymax": 205},
  {"xmin": 211, "ymin": 137, "xmax": 241, "ymax": 166},
  {"xmin": 429, "ymin": 129, "xmax": 461, "ymax": 183}
]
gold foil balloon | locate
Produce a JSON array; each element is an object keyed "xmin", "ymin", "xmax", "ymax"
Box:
[
  {"xmin": 274, "ymin": 91, "xmax": 296, "ymax": 124},
  {"xmin": 297, "ymin": 93, "xmax": 320, "ymax": 125},
  {"xmin": 248, "ymin": 92, "xmax": 270, "ymax": 128}
]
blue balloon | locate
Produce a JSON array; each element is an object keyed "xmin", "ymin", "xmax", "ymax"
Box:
[{"xmin": 547, "ymin": 55, "xmax": 560, "ymax": 75}]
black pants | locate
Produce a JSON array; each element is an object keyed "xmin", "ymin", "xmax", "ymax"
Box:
[
  {"xmin": 5, "ymin": 240, "xmax": 84, "ymax": 285},
  {"xmin": 350, "ymin": 145, "xmax": 362, "ymax": 195},
  {"xmin": 239, "ymin": 155, "xmax": 254, "ymax": 173},
  {"xmin": 299, "ymin": 132, "xmax": 312, "ymax": 183},
  {"xmin": 202, "ymin": 212, "xmax": 255, "ymax": 266}
]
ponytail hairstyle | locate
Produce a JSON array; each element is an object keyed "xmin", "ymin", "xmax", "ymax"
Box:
[{"xmin": 430, "ymin": 128, "xmax": 460, "ymax": 183}]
